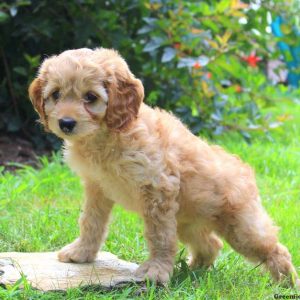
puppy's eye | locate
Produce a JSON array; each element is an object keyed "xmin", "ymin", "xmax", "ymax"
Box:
[
  {"xmin": 84, "ymin": 92, "xmax": 98, "ymax": 103},
  {"xmin": 52, "ymin": 90, "xmax": 60, "ymax": 101}
]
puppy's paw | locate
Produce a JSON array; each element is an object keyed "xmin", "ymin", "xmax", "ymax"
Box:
[
  {"xmin": 57, "ymin": 238, "xmax": 98, "ymax": 263},
  {"xmin": 135, "ymin": 259, "xmax": 172, "ymax": 284},
  {"xmin": 188, "ymin": 255, "xmax": 214, "ymax": 269}
]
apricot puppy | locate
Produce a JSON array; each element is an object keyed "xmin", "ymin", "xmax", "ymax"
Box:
[{"xmin": 29, "ymin": 48, "xmax": 299, "ymax": 287}]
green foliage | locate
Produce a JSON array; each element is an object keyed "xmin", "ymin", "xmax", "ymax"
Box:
[
  {"xmin": 1, "ymin": 0, "xmax": 300, "ymax": 148},
  {"xmin": 138, "ymin": 0, "xmax": 300, "ymax": 139},
  {"xmin": 0, "ymin": 0, "xmax": 146, "ymax": 149}
]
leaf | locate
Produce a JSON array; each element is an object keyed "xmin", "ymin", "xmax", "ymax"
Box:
[
  {"xmin": 177, "ymin": 56, "xmax": 210, "ymax": 68},
  {"xmin": 214, "ymin": 125, "xmax": 224, "ymax": 135},
  {"xmin": 276, "ymin": 114, "xmax": 292, "ymax": 122},
  {"xmin": 161, "ymin": 47, "xmax": 176, "ymax": 63},
  {"xmin": 137, "ymin": 25, "xmax": 153, "ymax": 34},
  {"xmin": 202, "ymin": 19, "xmax": 219, "ymax": 33},
  {"xmin": 178, "ymin": 57, "xmax": 196, "ymax": 68},
  {"xmin": 216, "ymin": 0, "xmax": 230, "ymax": 13},
  {"xmin": 143, "ymin": 17, "xmax": 157, "ymax": 25},
  {"xmin": 13, "ymin": 66, "xmax": 27, "ymax": 76},
  {"xmin": 239, "ymin": 130, "xmax": 251, "ymax": 144},
  {"xmin": 230, "ymin": 0, "xmax": 249, "ymax": 10},
  {"xmin": 191, "ymin": 28, "xmax": 204, "ymax": 34},
  {"xmin": 144, "ymin": 3, "xmax": 162, "ymax": 10},
  {"xmin": 0, "ymin": 11, "xmax": 9, "ymax": 23},
  {"xmin": 14, "ymin": 0, "xmax": 31, "ymax": 6},
  {"xmin": 201, "ymin": 80, "xmax": 214, "ymax": 97},
  {"xmin": 10, "ymin": 7, "xmax": 18, "ymax": 17},
  {"xmin": 230, "ymin": 10, "xmax": 246, "ymax": 18},
  {"xmin": 198, "ymin": 3, "xmax": 212, "ymax": 16},
  {"xmin": 280, "ymin": 24, "xmax": 292, "ymax": 35},
  {"xmin": 269, "ymin": 122, "xmax": 282, "ymax": 129},
  {"xmin": 24, "ymin": 54, "xmax": 41, "ymax": 68},
  {"xmin": 143, "ymin": 37, "xmax": 164, "ymax": 52},
  {"xmin": 197, "ymin": 55, "xmax": 210, "ymax": 66},
  {"xmin": 230, "ymin": 0, "xmax": 238, "ymax": 9},
  {"xmin": 222, "ymin": 30, "xmax": 232, "ymax": 44},
  {"xmin": 248, "ymin": 124, "xmax": 260, "ymax": 130},
  {"xmin": 207, "ymin": 39, "xmax": 219, "ymax": 49}
]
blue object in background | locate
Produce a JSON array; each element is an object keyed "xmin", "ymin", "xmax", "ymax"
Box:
[{"xmin": 271, "ymin": 16, "xmax": 300, "ymax": 87}]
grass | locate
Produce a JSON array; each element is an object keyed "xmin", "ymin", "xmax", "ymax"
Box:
[{"xmin": 0, "ymin": 102, "xmax": 299, "ymax": 299}]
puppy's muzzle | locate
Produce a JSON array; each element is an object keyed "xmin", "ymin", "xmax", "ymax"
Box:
[{"xmin": 59, "ymin": 118, "xmax": 77, "ymax": 134}]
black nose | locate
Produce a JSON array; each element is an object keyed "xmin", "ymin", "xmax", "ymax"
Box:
[{"xmin": 59, "ymin": 118, "xmax": 77, "ymax": 133}]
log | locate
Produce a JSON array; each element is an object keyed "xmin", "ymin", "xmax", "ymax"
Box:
[{"xmin": 0, "ymin": 251, "xmax": 141, "ymax": 291}]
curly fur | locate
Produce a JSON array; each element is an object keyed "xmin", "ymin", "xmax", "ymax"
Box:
[{"xmin": 28, "ymin": 47, "xmax": 299, "ymax": 287}]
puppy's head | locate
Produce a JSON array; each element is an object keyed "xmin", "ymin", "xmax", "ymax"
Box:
[{"xmin": 28, "ymin": 48, "xmax": 144, "ymax": 140}]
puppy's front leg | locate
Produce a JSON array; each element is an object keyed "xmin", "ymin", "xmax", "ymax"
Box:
[
  {"xmin": 58, "ymin": 180, "xmax": 113, "ymax": 263},
  {"xmin": 136, "ymin": 187, "xmax": 179, "ymax": 284}
]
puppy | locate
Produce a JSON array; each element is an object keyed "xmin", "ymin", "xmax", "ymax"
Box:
[{"xmin": 29, "ymin": 48, "xmax": 299, "ymax": 287}]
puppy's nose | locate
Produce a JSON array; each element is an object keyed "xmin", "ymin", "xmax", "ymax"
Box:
[{"xmin": 59, "ymin": 118, "xmax": 77, "ymax": 133}]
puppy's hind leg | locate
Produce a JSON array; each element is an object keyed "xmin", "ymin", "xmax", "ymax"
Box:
[
  {"xmin": 217, "ymin": 202, "xmax": 299, "ymax": 288},
  {"xmin": 177, "ymin": 225, "xmax": 223, "ymax": 269},
  {"xmin": 58, "ymin": 180, "xmax": 113, "ymax": 263}
]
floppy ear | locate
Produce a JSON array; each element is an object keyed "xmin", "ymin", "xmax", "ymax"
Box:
[
  {"xmin": 104, "ymin": 73, "xmax": 144, "ymax": 131},
  {"xmin": 28, "ymin": 78, "xmax": 48, "ymax": 129}
]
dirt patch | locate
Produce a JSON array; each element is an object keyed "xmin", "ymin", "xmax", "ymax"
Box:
[{"xmin": 0, "ymin": 134, "xmax": 50, "ymax": 171}]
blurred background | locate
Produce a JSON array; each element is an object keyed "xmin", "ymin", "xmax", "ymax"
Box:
[{"xmin": 0, "ymin": 0, "xmax": 300, "ymax": 168}]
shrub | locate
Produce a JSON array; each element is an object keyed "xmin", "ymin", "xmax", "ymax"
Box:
[
  {"xmin": 0, "ymin": 0, "xmax": 146, "ymax": 149},
  {"xmin": 138, "ymin": 0, "xmax": 300, "ymax": 140},
  {"xmin": 0, "ymin": 0, "xmax": 300, "ymax": 149}
]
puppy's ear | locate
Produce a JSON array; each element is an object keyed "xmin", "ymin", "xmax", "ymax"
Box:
[
  {"xmin": 104, "ymin": 72, "xmax": 144, "ymax": 131},
  {"xmin": 28, "ymin": 78, "xmax": 48, "ymax": 128}
]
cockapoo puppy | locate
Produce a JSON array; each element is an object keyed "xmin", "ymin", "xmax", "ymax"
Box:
[{"xmin": 29, "ymin": 48, "xmax": 299, "ymax": 287}]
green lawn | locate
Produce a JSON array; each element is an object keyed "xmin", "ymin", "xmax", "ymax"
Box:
[{"xmin": 0, "ymin": 102, "xmax": 299, "ymax": 299}]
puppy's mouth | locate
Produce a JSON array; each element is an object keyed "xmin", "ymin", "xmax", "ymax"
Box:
[{"xmin": 61, "ymin": 130, "xmax": 74, "ymax": 136}]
